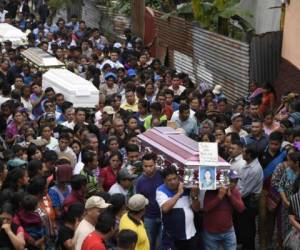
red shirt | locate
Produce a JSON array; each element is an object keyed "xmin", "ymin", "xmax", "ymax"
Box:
[
  {"xmin": 100, "ymin": 166, "xmax": 119, "ymax": 192},
  {"xmin": 163, "ymin": 105, "xmax": 173, "ymax": 120},
  {"xmin": 203, "ymin": 187, "xmax": 245, "ymax": 233},
  {"xmin": 81, "ymin": 231, "xmax": 106, "ymax": 250},
  {"xmin": 62, "ymin": 190, "xmax": 84, "ymax": 212}
]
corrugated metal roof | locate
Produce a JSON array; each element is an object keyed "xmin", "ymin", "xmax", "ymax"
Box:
[
  {"xmin": 192, "ymin": 25, "xmax": 250, "ymax": 103},
  {"xmin": 153, "ymin": 11, "xmax": 194, "ymax": 80},
  {"xmin": 154, "ymin": 11, "xmax": 193, "ymax": 56},
  {"xmin": 173, "ymin": 50, "xmax": 196, "ymax": 82},
  {"xmin": 250, "ymin": 32, "xmax": 282, "ymax": 84}
]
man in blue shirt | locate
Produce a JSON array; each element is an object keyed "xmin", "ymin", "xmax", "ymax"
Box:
[
  {"xmin": 136, "ymin": 153, "xmax": 163, "ymax": 250},
  {"xmin": 241, "ymin": 119, "xmax": 269, "ymax": 154}
]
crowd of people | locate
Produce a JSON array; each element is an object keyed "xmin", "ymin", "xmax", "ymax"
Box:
[{"xmin": 0, "ymin": 0, "xmax": 300, "ymax": 250}]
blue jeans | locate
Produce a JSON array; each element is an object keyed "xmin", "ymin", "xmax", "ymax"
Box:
[
  {"xmin": 144, "ymin": 217, "xmax": 162, "ymax": 250},
  {"xmin": 203, "ymin": 227, "xmax": 236, "ymax": 250}
]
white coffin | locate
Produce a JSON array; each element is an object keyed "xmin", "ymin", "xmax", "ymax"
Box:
[
  {"xmin": 0, "ymin": 23, "xmax": 27, "ymax": 47},
  {"xmin": 43, "ymin": 69, "xmax": 99, "ymax": 108},
  {"xmin": 21, "ymin": 48, "xmax": 64, "ymax": 69}
]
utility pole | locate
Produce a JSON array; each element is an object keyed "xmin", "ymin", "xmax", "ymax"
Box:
[{"xmin": 131, "ymin": 0, "xmax": 145, "ymax": 38}]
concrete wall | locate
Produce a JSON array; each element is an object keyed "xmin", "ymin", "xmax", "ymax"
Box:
[{"xmin": 282, "ymin": 1, "xmax": 300, "ymax": 70}]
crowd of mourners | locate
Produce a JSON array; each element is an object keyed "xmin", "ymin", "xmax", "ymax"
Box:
[{"xmin": 0, "ymin": 0, "xmax": 300, "ymax": 250}]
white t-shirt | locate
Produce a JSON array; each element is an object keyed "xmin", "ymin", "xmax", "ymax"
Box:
[
  {"xmin": 109, "ymin": 183, "xmax": 129, "ymax": 197},
  {"xmin": 37, "ymin": 136, "xmax": 58, "ymax": 150},
  {"xmin": 61, "ymin": 121, "xmax": 75, "ymax": 130},
  {"xmin": 100, "ymin": 59, "xmax": 124, "ymax": 70},
  {"xmin": 21, "ymin": 97, "xmax": 33, "ymax": 113},
  {"xmin": 156, "ymin": 186, "xmax": 196, "ymax": 240},
  {"xmin": 229, "ymin": 154, "xmax": 247, "ymax": 176},
  {"xmin": 169, "ymin": 85, "xmax": 186, "ymax": 96},
  {"xmin": 225, "ymin": 126, "xmax": 248, "ymax": 137},
  {"xmin": 74, "ymin": 219, "xmax": 94, "ymax": 250}
]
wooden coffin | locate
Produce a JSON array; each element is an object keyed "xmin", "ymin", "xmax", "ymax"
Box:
[{"xmin": 138, "ymin": 127, "xmax": 230, "ymax": 187}]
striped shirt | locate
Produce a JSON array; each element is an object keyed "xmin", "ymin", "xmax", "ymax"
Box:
[{"xmin": 80, "ymin": 168, "xmax": 100, "ymax": 198}]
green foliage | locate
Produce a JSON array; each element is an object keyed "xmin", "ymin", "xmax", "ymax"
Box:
[
  {"xmin": 161, "ymin": 3, "xmax": 194, "ymax": 21},
  {"xmin": 191, "ymin": 0, "xmax": 251, "ymax": 26},
  {"xmin": 111, "ymin": 0, "xmax": 131, "ymax": 15},
  {"xmin": 190, "ymin": 0, "xmax": 253, "ymax": 40},
  {"xmin": 100, "ymin": 0, "xmax": 176, "ymax": 15}
]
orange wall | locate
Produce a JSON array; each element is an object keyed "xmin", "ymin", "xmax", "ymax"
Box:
[{"xmin": 282, "ymin": 1, "xmax": 300, "ymax": 70}]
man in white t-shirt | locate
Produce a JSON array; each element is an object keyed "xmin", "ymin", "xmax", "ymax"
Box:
[
  {"xmin": 225, "ymin": 113, "xmax": 248, "ymax": 137},
  {"xmin": 100, "ymin": 49, "xmax": 124, "ymax": 70},
  {"xmin": 109, "ymin": 168, "xmax": 137, "ymax": 200},
  {"xmin": 168, "ymin": 73, "xmax": 185, "ymax": 97},
  {"xmin": 156, "ymin": 166, "xmax": 200, "ymax": 249},
  {"xmin": 73, "ymin": 196, "xmax": 110, "ymax": 250}
]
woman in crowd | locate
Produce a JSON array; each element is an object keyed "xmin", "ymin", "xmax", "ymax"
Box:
[
  {"xmin": 5, "ymin": 109, "xmax": 27, "ymax": 145},
  {"xmin": 100, "ymin": 151, "xmax": 123, "ymax": 192},
  {"xmin": 70, "ymin": 140, "xmax": 82, "ymax": 162},
  {"xmin": 0, "ymin": 202, "xmax": 26, "ymax": 250},
  {"xmin": 2, "ymin": 167, "xmax": 29, "ymax": 193},
  {"xmin": 263, "ymin": 110, "xmax": 280, "ymax": 135},
  {"xmin": 260, "ymin": 83, "xmax": 276, "ymax": 113},
  {"xmin": 277, "ymin": 151, "xmax": 300, "ymax": 239},
  {"xmin": 37, "ymin": 125, "xmax": 58, "ymax": 150},
  {"xmin": 27, "ymin": 143, "xmax": 43, "ymax": 161},
  {"xmin": 137, "ymin": 99, "xmax": 149, "ymax": 127}
]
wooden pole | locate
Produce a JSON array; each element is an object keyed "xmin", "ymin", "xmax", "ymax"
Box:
[{"xmin": 131, "ymin": 0, "xmax": 145, "ymax": 39}]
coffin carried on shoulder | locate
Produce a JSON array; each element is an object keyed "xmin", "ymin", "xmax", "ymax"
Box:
[
  {"xmin": 0, "ymin": 23, "xmax": 27, "ymax": 47},
  {"xmin": 138, "ymin": 127, "xmax": 230, "ymax": 188},
  {"xmin": 43, "ymin": 69, "xmax": 99, "ymax": 108},
  {"xmin": 21, "ymin": 48, "xmax": 64, "ymax": 70}
]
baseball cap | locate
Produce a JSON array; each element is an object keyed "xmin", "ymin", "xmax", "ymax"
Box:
[
  {"xmin": 113, "ymin": 42, "xmax": 122, "ymax": 49},
  {"xmin": 127, "ymin": 68, "xmax": 136, "ymax": 77},
  {"xmin": 29, "ymin": 138, "xmax": 48, "ymax": 147},
  {"xmin": 228, "ymin": 170, "xmax": 239, "ymax": 180},
  {"xmin": 212, "ymin": 85, "xmax": 222, "ymax": 95},
  {"xmin": 85, "ymin": 196, "xmax": 111, "ymax": 209},
  {"xmin": 7, "ymin": 158, "xmax": 27, "ymax": 171},
  {"xmin": 103, "ymin": 106, "xmax": 115, "ymax": 115},
  {"xmin": 128, "ymin": 194, "xmax": 149, "ymax": 211},
  {"xmin": 104, "ymin": 72, "xmax": 117, "ymax": 81},
  {"xmin": 231, "ymin": 113, "xmax": 243, "ymax": 121},
  {"xmin": 58, "ymin": 152, "xmax": 76, "ymax": 167},
  {"xmin": 39, "ymin": 113, "xmax": 56, "ymax": 122},
  {"xmin": 117, "ymin": 168, "xmax": 137, "ymax": 181},
  {"xmin": 45, "ymin": 112, "xmax": 56, "ymax": 121}
]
